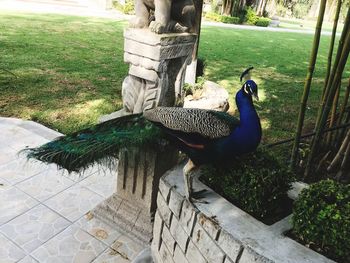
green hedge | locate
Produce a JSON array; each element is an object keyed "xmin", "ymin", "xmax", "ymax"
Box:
[
  {"xmin": 255, "ymin": 17, "xmax": 271, "ymax": 27},
  {"xmin": 200, "ymin": 149, "xmax": 294, "ymax": 219},
  {"xmin": 205, "ymin": 12, "xmax": 240, "ymax": 24},
  {"xmin": 220, "ymin": 15, "xmax": 240, "ymax": 24},
  {"xmin": 292, "ymin": 180, "xmax": 350, "ymax": 262}
]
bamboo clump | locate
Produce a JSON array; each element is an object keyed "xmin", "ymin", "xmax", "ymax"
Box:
[
  {"xmin": 291, "ymin": 2, "xmax": 350, "ymax": 181},
  {"xmin": 290, "ymin": 0, "xmax": 327, "ymax": 169}
]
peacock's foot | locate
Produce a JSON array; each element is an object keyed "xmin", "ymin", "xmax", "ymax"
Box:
[
  {"xmin": 188, "ymin": 189, "xmax": 208, "ymax": 204},
  {"xmin": 192, "ymin": 189, "xmax": 207, "ymax": 199}
]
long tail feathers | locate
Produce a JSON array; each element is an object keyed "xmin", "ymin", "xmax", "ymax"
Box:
[{"xmin": 24, "ymin": 114, "xmax": 164, "ymax": 172}]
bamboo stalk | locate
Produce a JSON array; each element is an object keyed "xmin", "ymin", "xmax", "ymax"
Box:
[
  {"xmin": 326, "ymin": 83, "xmax": 340, "ymax": 145},
  {"xmin": 334, "ymin": 78, "xmax": 350, "ymax": 145},
  {"xmin": 328, "ymin": 128, "xmax": 350, "ymax": 171},
  {"xmin": 321, "ymin": 0, "xmax": 343, "ymax": 100},
  {"xmin": 315, "ymin": 8, "xmax": 350, "ymax": 129},
  {"xmin": 290, "ymin": 0, "xmax": 327, "ymax": 169},
  {"xmin": 338, "ymin": 137, "xmax": 350, "ymax": 180},
  {"xmin": 304, "ymin": 27, "xmax": 350, "ymax": 178},
  {"xmin": 266, "ymin": 121, "xmax": 350, "ymax": 148}
]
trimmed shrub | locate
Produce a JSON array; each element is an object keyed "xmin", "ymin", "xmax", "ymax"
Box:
[
  {"xmin": 292, "ymin": 180, "xmax": 350, "ymax": 262},
  {"xmin": 200, "ymin": 149, "xmax": 294, "ymax": 219},
  {"xmin": 220, "ymin": 15, "xmax": 240, "ymax": 24},
  {"xmin": 245, "ymin": 7, "xmax": 258, "ymax": 25},
  {"xmin": 204, "ymin": 12, "xmax": 221, "ymax": 22},
  {"xmin": 113, "ymin": 0, "xmax": 135, "ymax": 14},
  {"xmin": 205, "ymin": 13, "xmax": 240, "ymax": 24},
  {"xmin": 255, "ymin": 17, "xmax": 271, "ymax": 27}
]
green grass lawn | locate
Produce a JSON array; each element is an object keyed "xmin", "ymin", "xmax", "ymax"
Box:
[
  {"xmin": 279, "ymin": 18, "xmax": 344, "ymax": 33},
  {"xmin": 0, "ymin": 12, "xmax": 349, "ymax": 143}
]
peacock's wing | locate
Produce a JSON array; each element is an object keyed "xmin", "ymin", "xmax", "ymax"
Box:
[
  {"xmin": 24, "ymin": 114, "xmax": 163, "ymax": 172},
  {"xmin": 143, "ymin": 107, "xmax": 240, "ymax": 139}
]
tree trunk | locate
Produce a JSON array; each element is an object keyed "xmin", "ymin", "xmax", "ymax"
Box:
[{"xmin": 223, "ymin": 0, "xmax": 234, "ymax": 15}]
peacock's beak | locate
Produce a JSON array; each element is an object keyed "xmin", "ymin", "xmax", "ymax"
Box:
[{"xmin": 252, "ymin": 93, "xmax": 259, "ymax": 101}]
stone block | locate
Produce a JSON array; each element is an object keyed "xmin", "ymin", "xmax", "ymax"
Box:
[
  {"xmin": 124, "ymin": 39, "xmax": 194, "ymax": 61},
  {"xmin": 129, "ymin": 65, "xmax": 158, "ymax": 82},
  {"xmin": 161, "ymin": 226, "xmax": 176, "ymax": 255},
  {"xmin": 153, "ymin": 211, "xmax": 164, "ymax": 251},
  {"xmin": 157, "ymin": 193, "xmax": 172, "ymax": 228},
  {"xmin": 124, "ymin": 52, "xmax": 166, "ymax": 72},
  {"xmin": 159, "ymin": 243, "xmax": 175, "ymax": 263},
  {"xmin": 186, "ymin": 240, "xmax": 207, "ymax": 263},
  {"xmin": 239, "ymin": 247, "xmax": 274, "ymax": 263},
  {"xmin": 168, "ymin": 189, "xmax": 184, "ymax": 218},
  {"xmin": 151, "ymin": 242, "xmax": 163, "ymax": 263},
  {"xmin": 174, "ymin": 245, "xmax": 189, "ymax": 263},
  {"xmin": 192, "ymin": 223, "xmax": 225, "ymax": 263},
  {"xmin": 133, "ymin": 212, "xmax": 153, "ymax": 244},
  {"xmin": 197, "ymin": 212, "xmax": 221, "ymax": 240},
  {"xmin": 224, "ymin": 256, "xmax": 234, "ymax": 263},
  {"xmin": 179, "ymin": 199, "xmax": 197, "ymax": 236},
  {"xmin": 169, "ymin": 214, "xmax": 188, "ymax": 253},
  {"xmin": 124, "ymin": 28, "xmax": 197, "ymax": 47},
  {"xmin": 158, "ymin": 179, "xmax": 171, "ymax": 203},
  {"xmin": 217, "ymin": 229, "xmax": 243, "ymax": 262}
]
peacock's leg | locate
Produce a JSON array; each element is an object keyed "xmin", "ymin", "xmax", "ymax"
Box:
[
  {"xmin": 183, "ymin": 159, "xmax": 195, "ymax": 199},
  {"xmin": 183, "ymin": 159, "xmax": 208, "ymax": 203}
]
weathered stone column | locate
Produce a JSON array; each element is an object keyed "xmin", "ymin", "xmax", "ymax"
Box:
[{"xmin": 93, "ymin": 28, "xmax": 196, "ymax": 245}]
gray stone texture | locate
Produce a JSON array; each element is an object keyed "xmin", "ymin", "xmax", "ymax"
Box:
[
  {"xmin": 184, "ymin": 80, "xmax": 230, "ymax": 112},
  {"xmin": 197, "ymin": 212, "xmax": 221, "ymax": 241},
  {"xmin": 192, "ymin": 223, "xmax": 225, "ymax": 263},
  {"xmin": 179, "ymin": 199, "xmax": 197, "ymax": 236},
  {"xmin": 239, "ymin": 247, "xmax": 274, "ymax": 263},
  {"xmin": 168, "ymin": 189, "xmax": 184, "ymax": 218},
  {"xmin": 121, "ymin": 29, "xmax": 196, "ymax": 115},
  {"xmin": 157, "ymin": 192, "xmax": 173, "ymax": 228},
  {"xmin": 185, "ymin": 240, "xmax": 207, "ymax": 263},
  {"xmin": 173, "ymin": 244, "xmax": 189, "ymax": 263},
  {"xmin": 217, "ymin": 229, "xmax": 243, "ymax": 262},
  {"xmin": 169, "ymin": 215, "xmax": 188, "ymax": 253},
  {"xmin": 161, "ymin": 225, "xmax": 176, "ymax": 255},
  {"xmin": 150, "ymin": 165, "xmax": 336, "ymax": 263}
]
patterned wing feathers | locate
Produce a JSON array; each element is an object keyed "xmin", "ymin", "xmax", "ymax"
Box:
[{"xmin": 143, "ymin": 107, "xmax": 238, "ymax": 139}]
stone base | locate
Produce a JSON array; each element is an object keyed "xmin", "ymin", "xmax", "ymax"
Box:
[
  {"xmin": 93, "ymin": 145, "xmax": 178, "ymax": 246},
  {"xmin": 92, "ymin": 194, "xmax": 153, "ymax": 245}
]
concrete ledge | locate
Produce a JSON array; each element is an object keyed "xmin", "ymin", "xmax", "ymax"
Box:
[{"xmin": 151, "ymin": 165, "xmax": 335, "ymax": 263}]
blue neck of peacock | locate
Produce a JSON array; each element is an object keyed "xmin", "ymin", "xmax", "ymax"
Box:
[{"xmin": 235, "ymin": 90, "xmax": 260, "ymax": 127}]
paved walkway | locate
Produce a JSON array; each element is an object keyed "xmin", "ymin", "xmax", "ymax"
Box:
[{"xmin": 0, "ymin": 117, "xmax": 145, "ymax": 263}]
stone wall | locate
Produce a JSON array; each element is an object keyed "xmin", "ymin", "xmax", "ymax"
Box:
[{"xmin": 151, "ymin": 165, "xmax": 335, "ymax": 263}]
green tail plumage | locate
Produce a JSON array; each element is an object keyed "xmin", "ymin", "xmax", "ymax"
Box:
[{"xmin": 25, "ymin": 114, "xmax": 164, "ymax": 172}]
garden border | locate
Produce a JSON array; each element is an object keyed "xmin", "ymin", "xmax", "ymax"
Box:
[{"xmin": 151, "ymin": 164, "xmax": 335, "ymax": 263}]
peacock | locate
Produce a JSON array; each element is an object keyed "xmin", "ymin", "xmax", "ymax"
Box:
[{"xmin": 25, "ymin": 68, "xmax": 261, "ymax": 202}]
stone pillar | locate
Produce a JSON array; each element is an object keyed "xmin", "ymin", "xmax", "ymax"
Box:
[{"xmin": 93, "ymin": 28, "xmax": 197, "ymax": 245}]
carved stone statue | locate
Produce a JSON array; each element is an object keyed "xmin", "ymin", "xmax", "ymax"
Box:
[{"xmin": 130, "ymin": 0, "xmax": 196, "ymax": 33}]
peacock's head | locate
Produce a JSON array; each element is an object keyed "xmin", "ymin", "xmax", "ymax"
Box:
[{"xmin": 242, "ymin": 80, "xmax": 259, "ymax": 101}]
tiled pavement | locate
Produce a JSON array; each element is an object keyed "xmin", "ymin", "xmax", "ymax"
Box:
[{"xmin": 0, "ymin": 117, "xmax": 146, "ymax": 263}]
